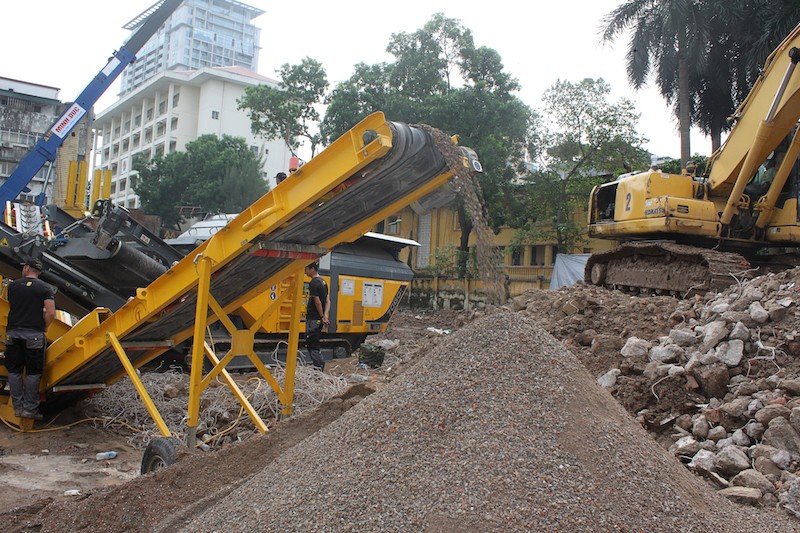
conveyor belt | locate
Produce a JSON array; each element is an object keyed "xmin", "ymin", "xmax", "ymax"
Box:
[{"xmin": 44, "ymin": 114, "xmax": 454, "ymax": 398}]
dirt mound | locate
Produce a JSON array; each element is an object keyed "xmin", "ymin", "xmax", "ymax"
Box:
[
  {"xmin": 172, "ymin": 312, "xmax": 793, "ymax": 531},
  {"xmin": 10, "ymin": 278, "xmax": 800, "ymax": 530},
  {"xmin": 512, "ymin": 271, "xmax": 800, "ymax": 512},
  {"xmin": 7, "ymin": 384, "xmax": 376, "ymax": 533}
]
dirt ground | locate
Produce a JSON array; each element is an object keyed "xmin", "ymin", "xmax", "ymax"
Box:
[
  {"xmin": 3, "ymin": 283, "xmax": 800, "ymax": 530},
  {"xmin": 0, "ymin": 309, "xmax": 465, "ymax": 531}
]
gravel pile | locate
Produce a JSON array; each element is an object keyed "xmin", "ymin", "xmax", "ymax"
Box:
[{"xmin": 180, "ymin": 310, "xmax": 795, "ymax": 531}]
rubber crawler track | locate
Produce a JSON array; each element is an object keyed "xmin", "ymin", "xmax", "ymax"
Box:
[{"xmin": 585, "ymin": 242, "xmax": 753, "ymax": 297}]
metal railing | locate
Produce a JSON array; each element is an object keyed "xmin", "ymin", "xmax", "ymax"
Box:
[{"xmin": 0, "ymin": 128, "xmax": 43, "ymax": 147}]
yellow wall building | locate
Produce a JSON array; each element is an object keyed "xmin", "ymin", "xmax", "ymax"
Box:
[{"xmin": 373, "ymin": 202, "xmax": 618, "ymax": 297}]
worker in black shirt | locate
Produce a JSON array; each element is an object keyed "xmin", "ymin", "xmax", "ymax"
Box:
[
  {"xmin": 5, "ymin": 259, "xmax": 55, "ymax": 420},
  {"xmin": 304, "ymin": 261, "xmax": 330, "ymax": 371}
]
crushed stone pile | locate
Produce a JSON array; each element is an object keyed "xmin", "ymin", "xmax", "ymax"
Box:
[
  {"xmin": 513, "ymin": 268, "xmax": 800, "ymax": 516},
  {"xmin": 178, "ymin": 311, "xmax": 794, "ymax": 532}
]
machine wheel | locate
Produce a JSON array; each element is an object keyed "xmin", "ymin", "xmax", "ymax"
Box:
[
  {"xmin": 590, "ymin": 263, "xmax": 607, "ymax": 286},
  {"xmin": 141, "ymin": 437, "xmax": 181, "ymax": 474}
]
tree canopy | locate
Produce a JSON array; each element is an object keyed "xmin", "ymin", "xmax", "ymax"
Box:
[
  {"xmin": 322, "ymin": 13, "xmax": 532, "ymax": 274},
  {"xmin": 238, "ymin": 58, "xmax": 329, "ymax": 157},
  {"xmin": 133, "ymin": 134, "xmax": 267, "ymax": 228},
  {"xmin": 603, "ymin": 0, "xmax": 800, "ymax": 161},
  {"xmin": 514, "ymin": 78, "xmax": 650, "ymax": 253}
]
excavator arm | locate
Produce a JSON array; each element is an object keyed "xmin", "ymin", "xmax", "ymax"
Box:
[{"xmin": 710, "ymin": 25, "xmax": 800, "ymax": 228}]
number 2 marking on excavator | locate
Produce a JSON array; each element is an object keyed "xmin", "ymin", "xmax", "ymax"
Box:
[{"xmin": 625, "ymin": 192, "xmax": 632, "ymax": 211}]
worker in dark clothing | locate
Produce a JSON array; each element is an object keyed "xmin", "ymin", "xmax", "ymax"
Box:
[
  {"xmin": 5, "ymin": 258, "xmax": 55, "ymax": 420},
  {"xmin": 304, "ymin": 261, "xmax": 330, "ymax": 371}
]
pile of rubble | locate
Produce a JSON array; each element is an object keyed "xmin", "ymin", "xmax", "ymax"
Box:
[
  {"xmin": 175, "ymin": 311, "xmax": 796, "ymax": 531},
  {"xmin": 513, "ymin": 268, "xmax": 800, "ymax": 516}
]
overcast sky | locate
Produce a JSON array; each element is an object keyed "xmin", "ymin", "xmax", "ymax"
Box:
[{"xmin": 4, "ymin": 0, "xmax": 715, "ymax": 159}]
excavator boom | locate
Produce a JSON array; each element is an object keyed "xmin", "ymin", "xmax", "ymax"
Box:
[{"xmin": 586, "ymin": 24, "xmax": 800, "ymax": 295}]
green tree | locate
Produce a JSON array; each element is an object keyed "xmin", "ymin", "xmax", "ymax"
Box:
[
  {"xmin": 514, "ymin": 79, "xmax": 650, "ymax": 253},
  {"xmin": 132, "ymin": 151, "xmax": 190, "ymax": 228},
  {"xmin": 687, "ymin": 1, "xmax": 797, "ymax": 152},
  {"xmin": 323, "ymin": 14, "xmax": 532, "ymax": 275},
  {"xmin": 133, "ymin": 134, "xmax": 267, "ymax": 227},
  {"xmin": 238, "ymin": 58, "xmax": 328, "ymax": 157},
  {"xmin": 602, "ymin": 0, "xmax": 709, "ymax": 168},
  {"xmin": 604, "ymin": 1, "xmax": 800, "ymax": 160}
]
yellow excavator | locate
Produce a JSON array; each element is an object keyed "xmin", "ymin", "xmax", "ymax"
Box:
[{"xmin": 586, "ymin": 24, "xmax": 800, "ymax": 295}]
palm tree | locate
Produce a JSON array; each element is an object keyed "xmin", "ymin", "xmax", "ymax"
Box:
[
  {"xmin": 689, "ymin": 2, "xmax": 741, "ymax": 153},
  {"xmin": 747, "ymin": 1, "xmax": 800, "ymax": 71},
  {"xmin": 602, "ymin": 0, "xmax": 710, "ymax": 168},
  {"xmin": 692, "ymin": 1, "xmax": 800, "ymax": 153}
]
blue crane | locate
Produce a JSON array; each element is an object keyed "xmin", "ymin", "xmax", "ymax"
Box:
[{"xmin": 1, "ymin": 0, "xmax": 183, "ymax": 207}]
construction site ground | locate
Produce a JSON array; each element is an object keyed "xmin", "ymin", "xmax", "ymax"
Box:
[{"xmin": 2, "ymin": 274, "xmax": 800, "ymax": 530}]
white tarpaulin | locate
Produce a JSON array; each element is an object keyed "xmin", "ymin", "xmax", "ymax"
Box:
[{"xmin": 550, "ymin": 253, "xmax": 590, "ymax": 289}]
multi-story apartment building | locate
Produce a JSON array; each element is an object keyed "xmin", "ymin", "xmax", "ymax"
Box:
[
  {"xmin": 93, "ymin": 66, "xmax": 291, "ymax": 209},
  {"xmin": 120, "ymin": 0, "xmax": 264, "ymax": 95},
  {"xmin": 0, "ymin": 77, "xmax": 90, "ymax": 207}
]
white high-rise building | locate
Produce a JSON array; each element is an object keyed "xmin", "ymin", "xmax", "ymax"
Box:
[
  {"xmin": 93, "ymin": 66, "xmax": 292, "ymax": 209},
  {"xmin": 120, "ymin": 0, "xmax": 264, "ymax": 95}
]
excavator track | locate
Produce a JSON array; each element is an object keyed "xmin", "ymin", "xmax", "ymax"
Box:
[{"xmin": 584, "ymin": 242, "xmax": 753, "ymax": 297}]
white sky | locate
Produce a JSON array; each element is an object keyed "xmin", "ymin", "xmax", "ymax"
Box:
[{"xmin": 3, "ymin": 0, "xmax": 714, "ymax": 159}]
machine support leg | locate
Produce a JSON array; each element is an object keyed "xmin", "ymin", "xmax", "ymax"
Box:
[
  {"xmin": 187, "ymin": 254, "xmax": 212, "ymax": 449},
  {"xmin": 281, "ymin": 268, "xmax": 306, "ymax": 416},
  {"xmin": 202, "ymin": 343, "xmax": 269, "ymax": 434},
  {"xmin": 107, "ymin": 332, "xmax": 172, "ymax": 437}
]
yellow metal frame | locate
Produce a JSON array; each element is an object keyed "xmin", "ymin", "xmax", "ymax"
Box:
[
  {"xmin": 12, "ymin": 112, "xmax": 466, "ymax": 442},
  {"xmin": 183, "ymin": 259, "xmax": 306, "ymax": 447},
  {"xmin": 107, "ymin": 331, "xmax": 171, "ymax": 436}
]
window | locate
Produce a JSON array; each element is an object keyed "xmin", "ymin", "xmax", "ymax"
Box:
[
  {"xmin": 388, "ymin": 215, "xmax": 401, "ymax": 235},
  {"xmin": 511, "ymin": 247, "xmax": 522, "ymax": 266},
  {"xmin": 211, "ymin": 110, "xmax": 219, "ymax": 119},
  {"xmin": 531, "ymin": 245, "xmax": 545, "ymax": 266},
  {"xmin": 172, "ymin": 92, "xmax": 180, "ymax": 107},
  {"xmin": 250, "ymin": 145, "xmax": 259, "ymax": 156}
]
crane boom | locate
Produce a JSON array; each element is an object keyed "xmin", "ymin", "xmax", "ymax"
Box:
[{"xmin": 0, "ymin": 0, "xmax": 183, "ymax": 207}]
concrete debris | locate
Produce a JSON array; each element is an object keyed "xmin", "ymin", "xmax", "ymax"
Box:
[
  {"xmin": 509, "ymin": 266, "xmax": 800, "ymax": 517},
  {"xmin": 719, "ymin": 486, "xmax": 763, "ymax": 506},
  {"xmin": 597, "ymin": 368, "xmax": 621, "ymax": 388}
]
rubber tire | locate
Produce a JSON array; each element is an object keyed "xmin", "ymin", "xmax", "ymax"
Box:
[{"xmin": 141, "ymin": 437, "xmax": 180, "ymax": 475}]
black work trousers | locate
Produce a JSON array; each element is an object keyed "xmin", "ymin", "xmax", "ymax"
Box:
[{"xmin": 305, "ymin": 319, "xmax": 325, "ymax": 371}]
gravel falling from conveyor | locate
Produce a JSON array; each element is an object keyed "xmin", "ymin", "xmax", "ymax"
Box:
[{"xmin": 180, "ymin": 311, "xmax": 795, "ymax": 532}]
